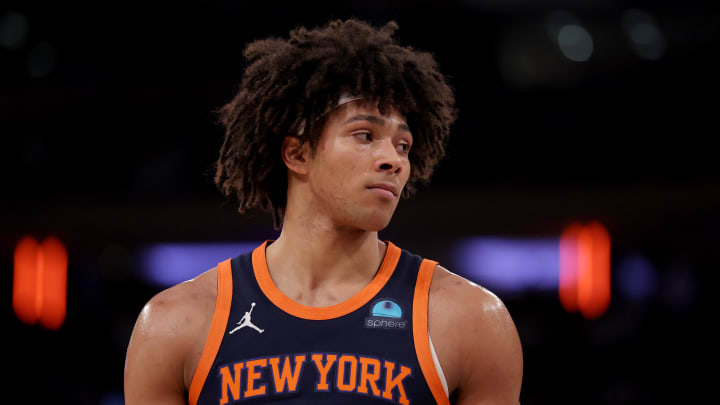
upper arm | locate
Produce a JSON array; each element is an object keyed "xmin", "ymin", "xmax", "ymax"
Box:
[
  {"xmin": 435, "ymin": 266, "xmax": 523, "ymax": 405},
  {"xmin": 124, "ymin": 289, "xmax": 192, "ymax": 405}
]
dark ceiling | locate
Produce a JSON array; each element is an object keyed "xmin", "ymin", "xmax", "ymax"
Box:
[{"xmin": 2, "ymin": 1, "xmax": 718, "ymax": 234}]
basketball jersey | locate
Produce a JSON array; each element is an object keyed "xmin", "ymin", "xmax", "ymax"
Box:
[{"xmin": 188, "ymin": 240, "xmax": 450, "ymax": 405}]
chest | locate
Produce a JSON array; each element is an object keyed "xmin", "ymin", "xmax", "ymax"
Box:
[
  {"xmin": 205, "ymin": 299, "xmax": 427, "ymax": 402},
  {"xmin": 186, "ymin": 296, "xmax": 463, "ymax": 399},
  {"xmin": 187, "ymin": 248, "xmax": 458, "ymax": 404}
]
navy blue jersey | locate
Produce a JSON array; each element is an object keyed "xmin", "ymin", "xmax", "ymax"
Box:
[{"xmin": 189, "ymin": 240, "xmax": 449, "ymax": 405}]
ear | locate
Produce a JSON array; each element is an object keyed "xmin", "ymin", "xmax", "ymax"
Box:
[{"xmin": 281, "ymin": 135, "xmax": 310, "ymax": 176}]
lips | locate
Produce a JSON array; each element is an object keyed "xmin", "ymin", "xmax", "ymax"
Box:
[{"xmin": 367, "ymin": 182, "xmax": 398, "ymax": 197}]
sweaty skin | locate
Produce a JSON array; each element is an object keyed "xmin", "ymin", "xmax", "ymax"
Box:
[{"xmin": 124, "ymin": 100, "xmax": 523, "ymax": 404}]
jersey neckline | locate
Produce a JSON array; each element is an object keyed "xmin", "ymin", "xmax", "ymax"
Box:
[{"xmin": 251, "ymin": 239, "xmax": 401, "ymax": 320}]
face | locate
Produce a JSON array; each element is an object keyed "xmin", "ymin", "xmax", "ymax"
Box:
[{"xmin": 304, "ymin": 99, "xmax": 413, "ymax": 231}]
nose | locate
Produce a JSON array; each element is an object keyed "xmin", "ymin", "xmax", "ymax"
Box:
[{"xmin": 374, "ymin": 139, "xmax": 404, "ymax": 174}]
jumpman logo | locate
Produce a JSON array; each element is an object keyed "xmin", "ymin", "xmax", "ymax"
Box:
[{"xmin": 229, "ymin": 302, "xmax": 264, "ymax": 334}]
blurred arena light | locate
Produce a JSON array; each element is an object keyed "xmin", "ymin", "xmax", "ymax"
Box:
[
  {"xmin": 622, "ymin": 9, "xmax": 666, "ymax": 60},
  {"xmin": 557, "ymin": 25, "xmax": 594, "ymax": 62},
  {"xmin": 138, "ymin": 242, "xmax": 262, "ymax": 287},
  {"xmin": 546, "ymin": 10, "xmax": 593, "ymax": 62},
  {"xmin": 559, "ymin": 221, "xmax": 611, "ymax": 319},
  {"xmin": 0, "ymin": 12, "xmax": 29, "ymax": 50},
  {"xmin": 99, "ymin": 391, "xmax": 124, "ymax": 405},
  {"xmin": 13, "ymin": 235, "xmax": 68, "ymax": 330},
  {"xmin": 453, "ymin": 237, "xmax": 559, "ymax": 296},
  {"xmin": 615, "ymin": 252, "xmax": 659, "ymax": 301}
]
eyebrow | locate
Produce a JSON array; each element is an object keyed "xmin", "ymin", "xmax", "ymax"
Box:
[{"xmin": 342, "ymin": 114, "xmax": 411, "ymax": 133}]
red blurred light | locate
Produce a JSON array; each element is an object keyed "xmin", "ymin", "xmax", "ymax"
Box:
[
  {"xmin": 13, "ymin": 236, "xmax": 68, "ymax": 330},
  {"xmin": 559, "ymin": 222, "xmax": 611, "ymax": 319}
]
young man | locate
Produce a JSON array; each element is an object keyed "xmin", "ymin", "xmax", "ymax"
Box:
[{"xmin": 125, "ymin": 18, "xmax": 523, "ymax": 405}]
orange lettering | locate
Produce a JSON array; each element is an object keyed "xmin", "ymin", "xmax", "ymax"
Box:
[
  {"xmin": 358, "ymin": 357, "xmax": 382, "ymax": 396},
  {"xmin": 269, "ymin": 355, "xmax": 306, "ymax": 393},
  {"xmin": 311, "ymin": 353, "xmax": 337, "ymax": 391},
  {"xmin": 244, "ymin": 358, "xmax": 268, "ymax": 398},
  {"xmin": 336, "ymin": 355, "xmax": 358, "ymax": 392},
  {"xmin": 382, "ymin": 361, "xmax": 412, "ymax": 405},
  {"xmin": 219, "ymin": 362, "xmax": 244, "ymax": 404}
]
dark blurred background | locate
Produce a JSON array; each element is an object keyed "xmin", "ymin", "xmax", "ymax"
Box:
[{"xmin": 2, "ymin": 0, "xmax": 717, "ymax": 404}]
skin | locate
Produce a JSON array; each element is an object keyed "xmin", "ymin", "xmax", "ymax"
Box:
[{"xmin": 124, "ymin": 99, "xmax": 523, "ymax": 404}]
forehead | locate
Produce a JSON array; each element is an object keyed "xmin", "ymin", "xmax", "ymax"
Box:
[{"xmin": 328, "ymin": 99, "xmax": 408, "ymax": 127}]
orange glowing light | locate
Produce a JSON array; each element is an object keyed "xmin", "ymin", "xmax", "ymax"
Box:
[
  {"xmin": 13, "ymin": 236, "xmax": 68, "ymax": 330},
  {"xmin": 559, "ymin": 222, "xmax": 611, "ymax": 319}
]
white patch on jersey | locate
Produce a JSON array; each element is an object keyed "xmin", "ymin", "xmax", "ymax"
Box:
[{"xmin": 229, "ymin": 302, "xmax": 264, "ymax": 334}]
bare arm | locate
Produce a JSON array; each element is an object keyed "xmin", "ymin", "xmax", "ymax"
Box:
[
  {"xmin": 456, "ymin": 290, "xmax": 523, "ymax": 404},
  {"xmin": 124, "ymin": 289, "xmax": 190, "ymax": 405},
  {"xmin": 431, "ymin": 266, "xmax": 524, "ymax": 405}
]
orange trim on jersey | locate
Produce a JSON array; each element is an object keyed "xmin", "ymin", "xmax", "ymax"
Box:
[
  {"xmin": 252, "ymin": 240, "xmax": 400, "ymax": 320},
  {"xmin": 188, "ymin": 259, "xmax": 234, "ymax": 405},
  {"xmin": 413, "ymin": 259, "xmax": 451, "ymax": 405}
]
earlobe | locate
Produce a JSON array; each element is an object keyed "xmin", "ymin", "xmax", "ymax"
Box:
[{"xmin": 281, "ymin": 136, "xmax": 309, "ymax": 176}]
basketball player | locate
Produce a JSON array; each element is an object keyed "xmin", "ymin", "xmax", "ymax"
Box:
[{"xmin": 125, "ymin": 19, "xmax": 523, "ymax": 405}]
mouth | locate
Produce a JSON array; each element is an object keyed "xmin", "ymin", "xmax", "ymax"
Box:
[{"xmin": 366, "ymin": 183, "xmax": 398, "ymax": 198}]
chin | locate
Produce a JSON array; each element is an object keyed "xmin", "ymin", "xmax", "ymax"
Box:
[
  {"xmin": 358, "ymin": 210, "xmax": 395, "ymax": 232},
  {"xmin": 336, "ymin": 209, "xmax": 394, "ymax": 232},
  {"xmin": 361, "ymin": 218, "xmax": 392, "ymax": 232}
]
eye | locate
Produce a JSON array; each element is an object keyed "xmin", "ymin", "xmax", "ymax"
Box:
[
  {"xmin": 355, "ymin": 131, "xmax": 373, "ymax": 142},
  {"xmin": 397, "ymin": 142, "xmax": 411, "ymax": 154}
]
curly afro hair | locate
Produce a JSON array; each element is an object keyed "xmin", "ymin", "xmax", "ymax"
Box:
[{"xmin": 214, "ymin": 18, "xmax": 458, "ymax": 229}]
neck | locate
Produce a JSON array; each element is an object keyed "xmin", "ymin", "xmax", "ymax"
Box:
[{"xmin": 265, "ymin": 201, "xmax": 387, "ymax": 305}]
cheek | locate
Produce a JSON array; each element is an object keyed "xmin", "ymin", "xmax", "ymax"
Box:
[
  {"xmin": 313, "ymin": 152, "xmax": 358, "ymax": 198},
  {"xmin": 333, "ymin": 157, "xmax": 360, "ymax": 193},
  {"xmin": 325, "ymin": 145, "xmax": 361, "ymax": 179}
]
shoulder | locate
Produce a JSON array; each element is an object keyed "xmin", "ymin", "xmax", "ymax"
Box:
[
  {"xmin": 124, "ymin": 267, "xmax": 218, "ymax": 402},
  {"xmin": 429, "ymin": 264, "xmax": 513, "ymax": 326},
  {"xmin": 131, "ymin": 266, "xmax": 217, "ymax": 345},
  {"xmin": 428, "ymin": 264, "xmax": 523, "ymax": 404}
]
